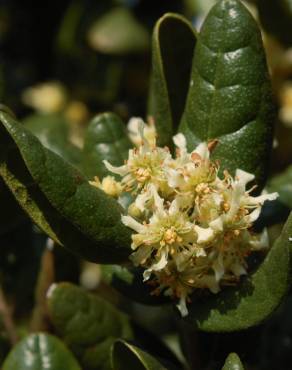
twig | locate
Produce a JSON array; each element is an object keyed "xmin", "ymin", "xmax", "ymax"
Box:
[
  {"xmin": 0, "ymin": 285, "xmax": 18, "ymax": 345},
  {"xmin": 30, "ymin": 239, "xmax": 55, "ymax": 332}
]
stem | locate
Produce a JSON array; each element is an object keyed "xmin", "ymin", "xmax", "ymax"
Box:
[
  {"xmin": 0, "ymin": 285, "xmax": 18, "ymax": 345},
  {"xmin": 179, "ymin": 321, "xmax": 201, "ymax": 370},
  {"xmin": 30, "ymin": 240, "xmax": 55, "ymax": 332}
]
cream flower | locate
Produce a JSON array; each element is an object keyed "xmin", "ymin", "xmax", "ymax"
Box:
[{"xmin": 99, "ymin": 123, "xmax": 278, "ymax": 317}]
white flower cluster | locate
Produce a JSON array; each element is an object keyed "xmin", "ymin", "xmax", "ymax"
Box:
[{"xmin": 92, "ymin": 118, "xmax": 278, "ymax": 316}]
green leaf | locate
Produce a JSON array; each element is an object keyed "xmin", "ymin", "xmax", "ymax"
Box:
[
  {"xmin": 222, "ymin": 353, "xmax": 244, "ymax": 370},
  {"xmin": 148, "ymin": 13, "xmax": 197, "ymax": 146},
  {"xmin": 179, "ymin": 0, "xmax": 274, "ymax": 190},
  {"xmin": 111, "ymin": 340, "xmax": 167, "ymax": 370},
  {"xmin": 268, "ymin": 165, "xmax": 292, "ymax": 209},
  {"xmin": 0, "ymin": 111, "xmax": 131, "ymax": 264},
  {"xmin": 47, "ymin": 282, "xmax": 133, "ymax": 370},
  {"xmin": 2, "ymin": 333, "xmax": 81, "ymax": 370},
  {"xmin": 88, "ymin": 7, "xmax": 149, "ymax": 55},
  {"xmin": 82, "ymin": 112, "xmax": 132, "ymax": 179},
  {"xmin": 24, "ymin": 113, "xmax": 81, "ymax": 168},
  {"xmin": 184, "ymin": 211, "xmax": 292, "ymax": 332},
  {"xmin": 102, "ymin": 265, "xmax": 171, "ymax": 305},
  {"xmin": 257, "ymin": 0, "xmax": 292, "ymax": 46}
]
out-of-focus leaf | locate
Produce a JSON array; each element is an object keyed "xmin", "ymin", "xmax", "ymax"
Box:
[
  {"xmin": 0, "ymin": 111, "xmax": 131, "ymax": 264},
  {"xmin": 148, "ymin": 13, "xmax": 197, "ymax": 146},
  {"xmin": 184, "ymin": 211, "xmax": 292, "ymax": 332},
  {"xmin": 24, "ymin": 113, "xmax": 81, "ymax": 168},
  {"xmin": 184, "ymin": 0, "xmax": 217, "ymax": 16},
  {"xmin": 82, "ymin": 113, "xmax": 132, "ymax": 179},
  {"xmin": 222, "ymin": 353, "xmax": 244, "ymax": 370},
  {"xmin": 2, "ymin": 333, "xmax": 81, "ymax": 370},
  {"xmin": 268, "ymin": 165, "xmax": 292, "ymax": 209},
  {"xmin": 257, "ymin": 0, "xmax": 292, "ymax": 46},
  {"xmin": 179, "ymin": 0, "xmax": 274, "ymax": 191},
  {"xmin": 47, "ymin": 282, "xmax": 133, "ymax": 370},
  {"xmin": 111, "ymin": 340, "xmax": 167, "ymax": 370},
  {"xmin": 88, "ymin": 8, "xmax": 149, "ymax": 55},
  {"xmin": 102, "ymin": 265, "xmax": 171, "ymax": 305}
]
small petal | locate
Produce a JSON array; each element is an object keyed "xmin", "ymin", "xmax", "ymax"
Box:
[
  {"xmin": 103, "ymin": 160, "xmax": 128, "ymax": 176},
  {"xmin": 121, "ymin": 215, "xmax": 145, "ymax": 233},
  {"xmin": 235, "ymin": 169, "xmax": 255, "ymax": 186},
  {"xmin": 173, "ymin": 133, "xmax": 187, "ymax": 149},
  {"xmin": 195, "ymin": 225, "xmax": 214, "ymax": 243},
  {"xmin": 194, "ymin": 142, "xmax": 209, "ymax": 160},
  {"xmin": 176, "ymin": 295, "xmax": 188, "ymax": 317},
  {"xmin": 249, "ymin": 192, "xmax": 279, "ymax": 205}
]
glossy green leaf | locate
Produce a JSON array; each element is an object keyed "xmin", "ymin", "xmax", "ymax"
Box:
[
  {"xmin": 184, "ymin": 211, "xmax": 292, "ymax": 332},
  {"xmin": 222, "ymin": 353, "xmax": 244, "ymax": 370},
  {"xmin": 148, "ymin": 13, "xmax": 197, "ymax": 146},
  {"xmin": 24, "ymin": 113, "xmax": 81, "ymax": 168},
  {"xmin": 0, "ymin": 111, "xmax": 131, "ymax": 264},
  {"xmin": 47, "ymin": 282, "xmax": 133, "ymax": 370},
  {"xmin": 2, "ymin": 333, "xmax": 81, "ymax": 370},
  {"xmin": 268, "ymin": 165, "xmax": 292, "ymax": 209},
  {"xmin": 88, "ymin": 7, "xmax": 149, "ymax": 55},
  {"xmin": 257, "ymin": 0, "xmax": 292, "ymax": 46},
  {"xmin": 102, "ymin": 265, "xmax": 171, "ymax": 305},
  {"xmin": 179, "ymin": 0, "xmax": 274, "ymax": 190},
  {"xmin": 111, "ymin": 340, "xmax": 167, "ymax": 370},
  {"xmin": 82, "ymin": 113, "xmax": 132, "ymax": 179}
]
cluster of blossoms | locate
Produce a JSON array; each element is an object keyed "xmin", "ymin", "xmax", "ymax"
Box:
[{"xmin": 90, "ymin": 118, "xmax": 278, "ymax": 316}]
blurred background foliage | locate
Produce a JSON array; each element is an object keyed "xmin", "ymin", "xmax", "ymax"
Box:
[{"xmin": 0, "ymin": 0, "xmax": 292, "ymax": 369}]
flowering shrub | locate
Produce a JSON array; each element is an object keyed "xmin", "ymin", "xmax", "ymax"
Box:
[{"xmin": 0, "ymin": 0, "xmax": 291, "ymax": 368}]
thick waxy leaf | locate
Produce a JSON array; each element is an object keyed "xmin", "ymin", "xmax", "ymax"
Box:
[
  {"xmin": 257, "ymin": 0, "xmax": 292, "ymax": 46},
  {"xmin": 82, "ymin": 113, "xmax": 132, "ymax": 179},
  {"xmin": 111, "ymin": 340, "xmax": 167, "ymax": 370},
  {"xmin": 179, "ymin": 0, "xmax": 274, "ymax": 190},
  {"xmin": 148, "ymin": 13, "xmax": 197, "ymax": 146},
  {"xmin": 184, "ymin": 211, "xmax": 292, "ymax": 332},
  {"xmin": 0, "ymin": 111, "xmax": 131, "ymax": 264},
  {"xmin": 88, "ymin": 7, "xmax": 149, "ymax": 55},
  {"xmin": 102, "ymin": 265, "xmax": 171, "ymax": 305},
  {"xmin": 24, "ymin": 113, "xmax": 81, "ymax": 168},
  {"xmin": 222, "ymin": 353, "xmax": 244, "ymax": 370},
  {"xmin": 47, "ymin": 282, "xmax": 133, "ymax": 370},
  {"xmin": 2, "ymin": 333, "xmax": 81, "ymax": 370},
  {"xmin": 268, "ymin": 165, "xmax": 292, "ymax": 209}
]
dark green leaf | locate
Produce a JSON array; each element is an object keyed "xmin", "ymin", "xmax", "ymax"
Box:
[
  {"xmin": 111, "ymin": 340, "xmax": 167, "ymax": 370},
  {"xmin": 0, "ymin": 111, "xmax": 131, "ymax": 263},
  {"xmin": 2, "ymin": 333, "xmax": 81, "ymax": 370},
  {"xmin": 179, "ymin": 0, "xmax": 274, "ymax": 190},
  {"xmin": 47, "ymin": 282, "xmax": 133, "ymax": 370},
  {"xmin": 24, "ymin": 113, "xmax": 81, "ymax": 168},
  {"xmin": 102, "ymin": 265, "xmax": 171, "ymax": 305},
  {"xmin": 148, "ymin": 13, "xmax": 197, "ymax": 146},
  {"xmin": 257, "ymin": 0, "xmax": 292, "ymax": 46},
  {"xmin": 184, "ymin": 211, "xmax": 292, "ymax": 332},
  {"xmin": 82, "ymin": 112, "xmax": 132, "ymax": 179},
  {"xmin": 88, "ymin": 7, "xmax": 149, "ymax": 55},
  {"xmin": 222, "ymin": 353, "xmax": 244, "ymax": 370},
  {"xmin": 268, "ymin": 165, "xmax": 292, "ymax": 209}
]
